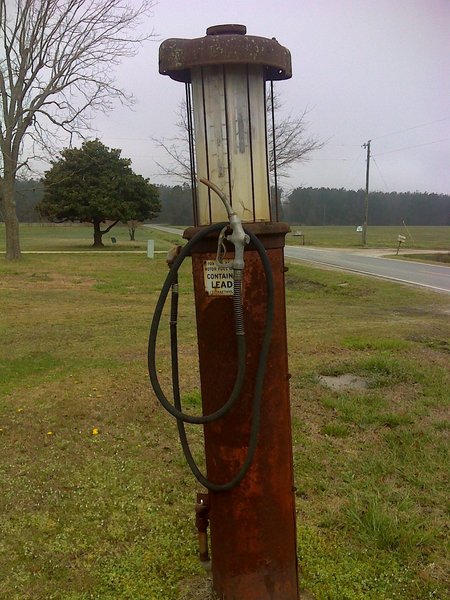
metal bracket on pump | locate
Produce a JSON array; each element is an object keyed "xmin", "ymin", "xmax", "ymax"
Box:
[
  {"xmin": 199, "ymin": 177, "xmax": 250, "ymax": 276},
  {"xmin": 199, "ymin": 177, "xmax": 249, "ymax": 336}
]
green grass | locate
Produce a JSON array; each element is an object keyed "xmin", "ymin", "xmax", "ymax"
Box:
[
  {"xmin": 0, "ymin": 223, "xmax": 183, "ymax": 252},
  {"xmin": 286, "ymin": 225, "xmax": 450, "ymax": 249},
  {"xmin": 320, "ymin": 422, "xmax": 351, "ymax": 438},
  {"xmin": 401, "ymin": 252, "xmax": 450, "ymax": 264},
  {"xmin": 1, "ymin": 249, "xmax": 449, "ymax": 599},
  {"xmin": 1, "ymin": 223, "xmax": 449, "ymax": 252}
]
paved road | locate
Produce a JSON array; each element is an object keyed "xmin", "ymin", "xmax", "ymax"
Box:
[
  {"xmin": 285, "ymin": 246, "xmax": 450, "ymax": 294},
  {"xmin": 145, "ymin": 224, "xmax": 185, "ymax": 236},
  {"xmin": 145, "ymin": 225, "xmax": 450, "ymax": 294}
]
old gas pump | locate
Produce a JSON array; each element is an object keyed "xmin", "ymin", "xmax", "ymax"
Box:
[{"xmin": 148, "ymin": 24, "xmax": 298, "ymax": 599}]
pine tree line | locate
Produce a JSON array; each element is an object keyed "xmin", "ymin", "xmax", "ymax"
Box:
[
  {"xmin": 286, "ymin": 188, "xmax": 449, "ymax": 226},
  {"xmin": 4, "ymin": 182, "xmax": 449, "ymax": 226}
]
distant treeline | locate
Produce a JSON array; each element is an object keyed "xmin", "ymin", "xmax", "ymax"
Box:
[
  {"xmin": 4, "ymin": 180, "xmax": 449, "ymax": 226},
  {"xmin": 3, "ymin": 181, "xmax": 192, "ymax": 224},
  {"xmin": 153, "ymin": 184, "xmax": 194, "ymax": 225},
  {"xmin": 155, "ymin": 185, "xmax": 450, "ymax": 226},
  {"xmin": 1, "ymin": 180, "xmax": 44, "ymax": 222},
  {"xmin": 286, "ymin": 187, "xmax": 450, "ymax": 226}
]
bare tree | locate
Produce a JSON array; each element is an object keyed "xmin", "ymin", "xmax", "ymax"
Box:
[
  {"xmin": 267, "ymin": 93, "xmax": 324, "ymax": 179},
  {"xmin": 0, "ymin": 0, "xmax": 156, "ymax": 260},
  {"xmin": 153, "ymin": 101, "xmax": 192, "ymax": 184},
  {"xmin": 154, "ymin": 90, "xmax": 323, "ymax": 185}
]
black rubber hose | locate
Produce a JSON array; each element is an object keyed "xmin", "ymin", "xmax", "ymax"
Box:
[
  {"xmin": 176, "ymin": 230, "xmax": 274, "ymax": 491},
  {"xmin": 148, "ymin": 223, "xmax": 246, "ymax": 425},
  {"xmin": 148, "ymin": 225, "xmax": 274, "ymax": 491},
  {"xmin": 169, "ymin": 273, "xmax": 181, "ymax": 411}
]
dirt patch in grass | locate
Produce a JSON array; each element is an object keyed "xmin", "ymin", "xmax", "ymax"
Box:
[
  {"xmin": 318, "ymin": 373, "xmax": 370, "ymax": 391},
  {"xmin": 408, "ymin": 334, "xmax": 450, "ymax": 354},
  {"xmin": 0, "ymin": 271, "xmax": 97, "ymax": 290},
  {"xmin": 300, "ymin": 588, "xmax": 317, "ymax": 599},
  {"xmin": 178, "ymin": 576, "xmax": 215, "ymax": 600},
  {"xmin": 177, "ymin": 576, "xmax": 317, "ymax": 600},
  {"xmin": 392, "ymin": 305, "xmax": 450, "ymax": 317}
]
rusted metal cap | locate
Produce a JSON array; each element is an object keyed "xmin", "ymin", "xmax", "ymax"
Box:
[{"xmin": 159, "ymin": 24, "xmax": 292, "ymax": 83}]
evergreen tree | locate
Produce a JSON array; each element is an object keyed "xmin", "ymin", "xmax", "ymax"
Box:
[{"xmin": 39, "ymin": 140, "xmax": 160, "ymax": 246}]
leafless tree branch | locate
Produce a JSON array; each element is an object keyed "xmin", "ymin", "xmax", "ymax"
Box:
[
  {"xmin": 0, "ymin": 0, "xmax": 156, "ymax": 259},
  {"xmin": 154, "ymin": 91, "xmax": 324, "ymax": 185}
]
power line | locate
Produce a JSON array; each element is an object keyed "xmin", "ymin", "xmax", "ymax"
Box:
[
  {"xmin": 101, "ymin": 136, "xmax": 153, "ymax": 142},
  {"xmin": 371, "ymin": 117, "xmax": 450, "ymax": 141},
  {"xmin": 345, "ymin": 149, "xmax": 365, "ymax": 190},
  {"xmin": 371, "ymin": 157, "xmax": 389, "ymax": 192},
  {"xmin": 373, "ymin": 137, "xmax": 450, "ymax": 157},
  {"xmin": 308, "ymin": 157, "xmax": 356, "ymax": 161},
  {"xmin": 326, "ymin": 143, "xmax": 361, "ymax": 148}
]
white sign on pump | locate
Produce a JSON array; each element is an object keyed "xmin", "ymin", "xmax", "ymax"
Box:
[{"xmin": 203, "ymin": 260, "xmax": 234, "ymax": 296}]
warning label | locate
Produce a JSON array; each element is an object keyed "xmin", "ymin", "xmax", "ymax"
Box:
[{"xmin": 203, "ymin": 260, "xmax": 234, "ymax": 296}]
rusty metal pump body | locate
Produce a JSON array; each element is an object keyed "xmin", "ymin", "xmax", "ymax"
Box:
[{"xmin": 157, "ymin": 25, "xmax": 299, "ymax": 600}]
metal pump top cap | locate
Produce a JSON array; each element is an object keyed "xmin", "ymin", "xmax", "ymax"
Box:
[
  {"xmin": 206, "ymin": 24, "xmax": 247, "ymax": 36},
  {"xmin": 159, "ymin": 24, "xmax": 292, "ymax": 83}
]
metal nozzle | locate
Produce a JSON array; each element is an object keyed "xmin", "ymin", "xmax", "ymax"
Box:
[{"xmin": 199, "ymin": 178, "xmax": 249, "ymax": 271}]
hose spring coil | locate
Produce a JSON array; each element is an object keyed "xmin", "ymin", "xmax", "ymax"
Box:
[{"xmin": 233, "ymin": 279, "xmax": 245, "ymax": 336}]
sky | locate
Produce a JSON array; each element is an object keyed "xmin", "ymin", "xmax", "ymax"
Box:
[{"xmin": 86, "ymin": 0, "xmax": 450, "ymax": 195}]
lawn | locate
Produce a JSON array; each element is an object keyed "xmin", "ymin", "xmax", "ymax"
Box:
[
  {"xmin": 0, "ymin": 238, "xmax": 449, "ymax": 599},
  {"xmin": 0, "ymin": 223, "xmax": 181, "ymax": 252},
  {"xmin": 0, "ymin": 223, "xmax": 448, "ymax": 252},
  {"xmin": 285, "ymin": 225, "xmax": 450, "ymax": 250}
]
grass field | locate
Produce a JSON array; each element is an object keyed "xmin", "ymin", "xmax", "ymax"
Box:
[
  {"xmin": 0, "ymin": 223, "xmax": 449, "ymax": 252},
  {"xmin": 1, "ymin": 227, "xmax": 449, "ymax": 599},
  {"xmin": 0, "ymin": 223, "xmax": 181, "ymax": 252},
  {"xmin": 285, "ymin": 225, "xmax": 450, "ymax": 250}
]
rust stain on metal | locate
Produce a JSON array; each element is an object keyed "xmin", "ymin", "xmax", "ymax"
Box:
[
  {"xmin": 187, "ymin": 224, "xmax": 299, "ymax": 600},
  {"xmin": 159, "ymin": 24, "xmax": 292, "ymax": 83}
]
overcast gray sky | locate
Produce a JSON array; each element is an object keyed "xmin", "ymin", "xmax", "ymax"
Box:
[{"xmin": 91, "ymin": 0, "xmax": 449, "ymax": 195}]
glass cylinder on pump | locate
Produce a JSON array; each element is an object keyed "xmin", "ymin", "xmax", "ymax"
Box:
[
  {"xmin": 191, "ymin": 63, "xmax": 269, "ymax": 224},
  {"xmin": 159, "ymin": 24, "xmax": 292, "ymax": 226}
]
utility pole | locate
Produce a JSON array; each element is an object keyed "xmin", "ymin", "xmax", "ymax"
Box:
[{"xmin": 362, "ymin": 139, "xmax": 371, "ymax": 246}]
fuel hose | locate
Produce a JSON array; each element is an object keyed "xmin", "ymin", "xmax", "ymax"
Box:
[{"xmin": 148, "ymin": 224, "xmax": 274, "ymax": 491}]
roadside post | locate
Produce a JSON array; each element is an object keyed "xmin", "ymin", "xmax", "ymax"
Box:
[
  {"xmin": 397, "ymin": 234, "xmax": 406, "ymax": 255},
  {"xmin": 147, "ymin": 239, "xmax": 155, "ymax": 258}
]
